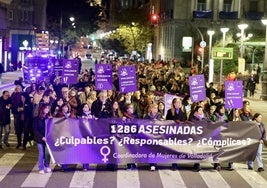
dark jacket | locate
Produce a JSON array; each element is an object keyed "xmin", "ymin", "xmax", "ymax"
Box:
[
  {"xmin": 166, "ymin": 108, "xmax": 187, "ymax": 121},
  {"xmin": 33, "ymin": 116, "xmax": 46, "ymax": 144},
  {"xmin": 0, "ymin": 63, "xmax": 3, "ymax": 73},
  {"xmin": 144, "ymin": 112, "xmax": 164, "ymax": 120},
  {"xmin": 0, "ymin": 96, "xmax": 12, "ymax": 125},
  {"xmin": 10, "ymin": 92, "xmax": 23, "ymax": 114},
  {"xmin": 91, "ymin": 99, "xmax": 112, "ymax": 118},
  {"xmin": 189, "ymin": 113, "xmax": 208, "ymax": 122},
  {"xmin": 258, "ymin": 122, "xmax": 266, "ymax": 141},
  {"xmin": 240, "ymin": 112, "xmax": 253, "ymax": 121}
]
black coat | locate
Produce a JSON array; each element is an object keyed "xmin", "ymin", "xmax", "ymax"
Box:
[
  {"xmin": 91, "ymin": 99, "xmax": 112, "ymax": 118},
  {"xmin": 0, "ymin": 97, "xmax": 12, "ymax": 125},
  {"xmin": 258, "ymin": 122, "xmax": 266, "ymax": 141},
  {"xmin": 246, "ymin": 77, "xmax": 256, "ymax": 91},
  {"xmin": 33, "ymin": 117, "xmax": 46, "ymax": 144},
  {"xmin": 166, "ymin": 108, "xmax": 187, "ymax": 121}
]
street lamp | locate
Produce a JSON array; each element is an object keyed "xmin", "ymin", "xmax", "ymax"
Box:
[
  {"xmin": 219, "ymin": 27, "xmax": 229, "ymax": 84},
  {"xmin": 238, "ymin": 23, "xmax": 248, "ymax": 58},
  {"xmin": 261, "ymin": 17, "xmax": 267, "ymax": 100},
  {"xmin": 59, "ymin": 9, "xmax": 63, "ymax": 55},
  {"xmin": 69, "ymin": 17, "xmax": 75, "ymax": 22},
  {"xmin": 207, "ymin": 29, "xmax": 215, "ymax": 83},
  {"xmin": 207, "ymin": 30, "xmax": 215, "ymax": 60},
  {"xmin": 49, "ymin": 39, "xmax": 58, "ymax": 54},
  {"xmin": 194, "ymin": 27, "xmax": 204, "ymax": 72},
  {"xmin": 22, "ymin": 40, "xmax": 29, "ymax": 65},
  {"xmin": 69, "ymin": 17, "xmax": 76, "ymax": 28},
  {"xmin": 189, "ymin": 23, "xmax": 204, "ymax": 71},
  {"xmin": 58, "ymin": 15, "xmax": 76, "ymax": 57},
  {"xmin": 130, "ymin": 22, "xmax": 137, "ymax": 51},
  {"xmin": 22, "ymin": 40, "xmax": 29, "ymax": 50}
]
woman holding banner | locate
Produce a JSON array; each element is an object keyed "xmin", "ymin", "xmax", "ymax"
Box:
[
  {"xmin": 33, "ymin": 104, "xmax": 52, "ymax": 174},
  {"xmin": 166, "ymin": 98, "xmax": 187, "ymax": 122},
  {"xmin": 111, "ymin": 100, "xmax": 123, "ymax": 119},
  {"xmin": 247, "ymin": 113, "xmax": 266, "ymax": 172},
  {"xmin": 53, "ymin": 102, "xmax": 75, "ymax": 171},
  {"xmin": 189, "ymin": 105, "xmax": 208, "ymax": 172},
  {"xmin": 166, "ymin": 97, "xmax": 187, "ymax": 171},
  {"xmin": 122, "ymin": 103, "xmax": 138, "ymax": 170},
  {"xmin": 105, "ymin": 100, "xmax": 124, "ymax": 171},
  {"xmin": 78, "ymin": 103, "xmax": 95, "ymax": 171},
  {"xmin": 145, "ymin": 103, "xmax": 164, "ymax": 171},
  {"xmin": 211, "ymin": 104, "xmax": 233, "ymax": 171},
  {"xmin": 157, "ymin": 101, "xmax": 165, "ymax": 119}
]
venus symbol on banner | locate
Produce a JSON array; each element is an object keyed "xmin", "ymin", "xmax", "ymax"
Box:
[
  {"xmin": 120, "ymin": 68, "xmax": 128, "ymax": 76},
  {"xmin": 100, "ymin": 146, "xmax": 111, "ymax": 163},
  {"xmin": 97, "ymin": 66, "xmax": 104, "ymax": 74}
]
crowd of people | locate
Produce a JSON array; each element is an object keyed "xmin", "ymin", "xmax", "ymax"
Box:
[{"xmin": 0, "ymin": 60, "xmax": 265, "ymax": 174}]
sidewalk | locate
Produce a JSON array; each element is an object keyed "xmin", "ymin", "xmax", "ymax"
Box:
[
  {"xmin": 243, "ymin": 82, "xmax": 267, "ymax": 124},
  {"xmin": 0, "ymin": 70, "xmax": 23, "ymax": 90}
]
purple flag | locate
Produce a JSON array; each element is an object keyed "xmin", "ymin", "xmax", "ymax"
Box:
[
  {"xmin": 189, "ymin": 74, "xmax": 206, "ymax": 102},
  {"xmin": 118, "ymin": 65, "xmax": 137, "ymax": 93},
  {"xmin": 61, "ymin": 59, "xmax": 79, "ymax": 84},
  {"xmin": 95, "ymin": 64, "xmax": 113, "ymax": 90},
  {"xmin": 225, "ymin": 81, "xmax": 243, "ymax": 109}
]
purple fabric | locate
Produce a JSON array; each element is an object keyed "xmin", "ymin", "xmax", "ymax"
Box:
[
  {"xmin": 46, "ymin": 118, "xmax": 260, "ymax": 164},
  {"xmin": 225, "ymin": 81, "xmax": 243, "ymax": 109},
  {"xmin": 95, "ymin": 64, "xmax": 113, "ymax": 90},
  {"xmin": 189, "ymin": 74, "xmax": 206, "ymax": 102},
  {"xmin": 61, "ymin": 59, "xmax": 79, "ymax": 84},
  {"xmin": 118, "ymin": 65, "xmax": 137, "ymax": 93}
]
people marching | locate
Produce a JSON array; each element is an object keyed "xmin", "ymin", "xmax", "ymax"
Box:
[{"xmin": 0, "ymin": 58, "xmax": 266, "ymax": 174}]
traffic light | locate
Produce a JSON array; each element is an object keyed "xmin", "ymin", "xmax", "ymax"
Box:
[
  {"xmin": 197, "ymin": 47, "xmax": 203, "ymax": 54},
  {"xmin": 150, "ymin": 14, "xmax": 159, "ymax": 25}
]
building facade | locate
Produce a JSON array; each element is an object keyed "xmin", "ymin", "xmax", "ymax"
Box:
[
  {"xmin": 0, "ymin": 0, "xmax": 46, "ymax": 71},
  {"xmin": 153, "ymin": 0, "xmax": 266, "ymax": 65}
]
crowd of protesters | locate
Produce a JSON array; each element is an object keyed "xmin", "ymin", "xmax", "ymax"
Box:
[{"xmin": 0, "ymin": 59, "xmax": 265, "ymax": 174}]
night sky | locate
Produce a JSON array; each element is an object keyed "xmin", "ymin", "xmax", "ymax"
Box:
[
  {"xmin": 46, "ymin": 0, "xmax": 101, "ymax": 24},
  {"xmin": 46, "ymin": 0, "xmax": 102, "ymax": 35}
]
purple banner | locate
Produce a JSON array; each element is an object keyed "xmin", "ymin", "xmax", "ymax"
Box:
[
  {"xmin": 189, "ymin": 74, "xmax": 206, "ymax": 102},
  {"xmin": 225, "ymin": 81, "xmax": 243, "ymax": 109},
  {"xmin": 118, "ymin": 65, "xmax": 137, "ymax": 93},
  {"xmin": 95, "ymin": 64, "xmax": 113, "ymax": 90},
  {"xmin": 46, "ymin": 118, "xmax": 260, "ymax": 164},
  {"xmin": 61, "ymin": 59, "xmax": 79, "ymax": 84}
]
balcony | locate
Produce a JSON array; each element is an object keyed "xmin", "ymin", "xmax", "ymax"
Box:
[
  {"xmin": 219, "ymin": 11, "xmax": 238, "ymax": 20},
  {"xmin": 159, "ymin": 9, "xmax": 173, "ymax": 21},
  {"xmin": 245, "ymin": 11, "xmax": 264, "ymax": 20},
  {"xmin": 193, "ymin": 10, "xmax": 213, "ymax": 19}
]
